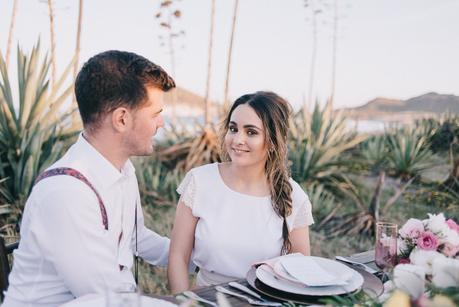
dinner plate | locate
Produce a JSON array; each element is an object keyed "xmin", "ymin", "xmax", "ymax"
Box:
[
  {"xmin": 273, "ymin": 256, "xmax": 354, "ymax": 286},
  {"xmin": 246, "ymin": 265, "xmax": 383, "ymax": 304},
  {"xmin": 256, "ymin": 263, "xmax": 364, "ymax": 296},
  {"xmin": 60, "ymin": 294, "xmax": 177, "ymax": 307}
]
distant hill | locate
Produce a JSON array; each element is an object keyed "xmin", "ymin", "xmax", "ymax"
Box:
[{"xmin": 341, "ymin": 92, "xmax": 459, "ymax": 122}]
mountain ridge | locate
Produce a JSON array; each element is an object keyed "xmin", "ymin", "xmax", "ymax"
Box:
[{"xmin": 340, "ymin": 92, "xmax": 459, "ymax": 121}]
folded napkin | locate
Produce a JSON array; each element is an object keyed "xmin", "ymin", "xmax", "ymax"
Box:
[
  {"xmin": 280, "ymin": 256, "xmax": 348, "ymax": 286},
  {"xmin": 254, "ymin": 253, "xmax": 351, "ymax": 287}
]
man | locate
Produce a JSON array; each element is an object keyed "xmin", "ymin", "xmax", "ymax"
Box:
[{"xmin": 3, "ymin": 51, "xmax": 175, "ymax": 306}]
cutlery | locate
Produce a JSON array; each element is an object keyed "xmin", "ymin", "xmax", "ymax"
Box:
[
  {"xmin": 182, "ymin": 290, "xmax": 217, "ymax": 306},
  {"xmin": 228, "ymin": 281, "xmax": 269, "ymax": 302},
  {"xmin": 215, "ymin": 286, "xmax": 282, "ymax": 306},
  {"xmin": 335, "ymin": 256, "xmax": 378, "ymax": 274}
]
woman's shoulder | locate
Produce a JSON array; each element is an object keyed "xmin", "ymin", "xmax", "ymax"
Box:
[
  {"xmin": 288, "ymin": 177, "xmax": 311, "ymax": 206},
  {"xmin": 185, "ymin": 162, "xmax": 219, "ymax": 182}
]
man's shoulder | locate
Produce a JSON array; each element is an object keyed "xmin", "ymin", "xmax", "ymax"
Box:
[{"xmin": 32, "ymin": 174, "xmax": 98, "ymax": 203}]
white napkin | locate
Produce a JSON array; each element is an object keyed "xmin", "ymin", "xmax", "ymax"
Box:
[{"xmin": 280, "ymin": 256, "xmax": 348, "ymax": 286}]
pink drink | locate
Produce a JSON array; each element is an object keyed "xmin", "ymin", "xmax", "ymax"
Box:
[{"xmin": 375, "ymin": 222, "xmax": 398, "ymax": 271}]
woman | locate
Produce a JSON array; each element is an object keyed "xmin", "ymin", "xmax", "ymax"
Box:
[{"xmin": 168, "ymin": 91, "xmax": 314, "ymax": 293}]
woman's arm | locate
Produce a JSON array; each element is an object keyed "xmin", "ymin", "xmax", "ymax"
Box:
[
  {"xmin": 289, "ymin": 226, "xmax": 311, "ymax": 255},
  {"xmin": 168, "ymin": 201, "xmax": 198, "ymax": 294}
]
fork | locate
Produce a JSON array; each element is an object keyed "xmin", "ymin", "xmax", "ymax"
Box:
[
  {"xmin": 335, "ymin": 256, "xmax": 378, "ymax": 274},
  {"xmin": 215, "ymin": 286, "xmax": 282, "ymax": 306},
  {"xmin": 182, "ymin": 290, "xmax": 217, "ymax": 306}
]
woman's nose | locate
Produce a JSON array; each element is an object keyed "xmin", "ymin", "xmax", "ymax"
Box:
[{"xmin": 233, "ymin": 131, "xmax": 246, "ymax": 145}]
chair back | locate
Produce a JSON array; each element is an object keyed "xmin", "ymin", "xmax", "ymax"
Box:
[{"xmin": 0, "ymin": 236, "xmax": 19, "ymax": 301}]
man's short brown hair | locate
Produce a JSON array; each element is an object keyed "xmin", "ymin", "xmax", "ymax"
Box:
[{"xmin": 75, "ymin": 50, "xmax": 175, "ymax": 127}]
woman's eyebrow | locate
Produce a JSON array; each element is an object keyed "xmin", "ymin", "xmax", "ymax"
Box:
[{"xmin": 243, "ymin": 124, "xmax": 262, "ymax": 130}]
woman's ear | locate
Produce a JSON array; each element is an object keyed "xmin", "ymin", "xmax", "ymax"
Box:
[{"xmin": 111, "ymin": 107, "xmax": 131, "ymax": 132}]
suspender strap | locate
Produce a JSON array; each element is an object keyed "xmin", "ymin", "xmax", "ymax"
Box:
[
  {"xmin": 34, "ymin": 167, "xmax": 109, "ymax": 230},
  {"xmin": 134, "ymin": 202, "xmax": 139, "ymax": 285}
]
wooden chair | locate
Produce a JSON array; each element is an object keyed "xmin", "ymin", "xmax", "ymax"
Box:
[{"xmin": 0, "ymin": 236, "xmax": 19, "ymax": 301}]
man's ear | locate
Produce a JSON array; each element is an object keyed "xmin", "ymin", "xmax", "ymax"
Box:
[{"xmin": 111, "ymin": 107, "xmax": 131, "ymax": 132}]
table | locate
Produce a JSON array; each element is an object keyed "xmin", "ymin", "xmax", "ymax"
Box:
[{"xmin": 182, "ymin": 251, "xmax": 383, "ymax": 306}]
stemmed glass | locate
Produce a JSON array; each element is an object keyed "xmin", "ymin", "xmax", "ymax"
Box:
[{"xmin": 375, "ymin": 222, "xmax": 398, "ymax": 276}]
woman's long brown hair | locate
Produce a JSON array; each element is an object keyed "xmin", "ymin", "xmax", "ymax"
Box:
[{"xmin": 219, "ymin": 91, "xmax": 293, "ymax": 255}]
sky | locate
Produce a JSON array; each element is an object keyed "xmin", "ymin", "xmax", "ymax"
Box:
[{"xmin": 1, "ymin": 0, "xmax": 458, "ymax": 111}]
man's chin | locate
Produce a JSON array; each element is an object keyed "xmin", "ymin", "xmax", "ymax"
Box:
[{"xmin": 132, "ymin": 147, "xmax": 155, "ymax": 157}]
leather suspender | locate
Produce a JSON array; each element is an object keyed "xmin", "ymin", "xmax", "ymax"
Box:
[
  {"xmin": 35, "ymin": 167, "xmax": 109, "ymax": 230},
  {"xmin": 34, "ymin": 167, "xmax": 139, "ymax": 284}
]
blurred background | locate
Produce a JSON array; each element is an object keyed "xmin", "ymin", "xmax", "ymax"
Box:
[{"xmin": 0, "ymin": 0, "xmax": 458, "ymax": 295}]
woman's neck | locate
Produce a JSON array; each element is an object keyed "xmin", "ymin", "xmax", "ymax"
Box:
[{"xmin": 222, "ymin": 162, "xmax": 270, "ymax": 197}]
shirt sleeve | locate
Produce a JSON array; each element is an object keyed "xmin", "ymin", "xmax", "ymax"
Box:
[
  {"xmin": 133, "ymin": 199, "xmax": 170, "ymax": 267},
  {"xmin": 288, "ymin": 180, "xmax": 314, "ymax": 231},
  {"xmin": 32, "ymin": 180, "xmax": 129, "ymax": 297},
  {"xmin": 292, "ymin": 198, "xmax": 314, "ymax": 229},
  {"xmin": 176, "ymin": 170, "xmax": 197, "ymax": 212}
]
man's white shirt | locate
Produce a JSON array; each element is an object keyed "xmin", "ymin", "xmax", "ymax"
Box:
[{"xmin": 3, "ymin": 134, "xmax": 170, "ymax": 307}]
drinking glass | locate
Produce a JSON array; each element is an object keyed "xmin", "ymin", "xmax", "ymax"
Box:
[
  {"xmin": 375, "ymin": 222, "xmax": 398, "ymax": 273},
  {"xmin": 105, "ymin": 283, "xmax": 142, "ymax": 307}
]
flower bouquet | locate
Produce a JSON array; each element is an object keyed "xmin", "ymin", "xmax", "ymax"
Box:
[
  {"xmin": 386, "ymin": 213, "xmax": 459, "ymax": 306},
  {"xmin": 397, "ymin": 213, "xmax": 459, "ymax": 268}
]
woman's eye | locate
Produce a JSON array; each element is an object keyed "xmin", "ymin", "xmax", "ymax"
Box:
[
  {"xmin": 247, "ymin": 130, "xmax": 258, "ymax": 136},
  {"xmin": 229, "ymin": 126, "xmax": 237, "ymax": 133}
]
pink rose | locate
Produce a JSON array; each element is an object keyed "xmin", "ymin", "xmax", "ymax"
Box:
[
  {"xmin": 417, "ymin": 231, "xmax": 439, "ymax": 251},
  {"xmin": 446, "ymin": 219, "xmax": 459, "ymax": 234},
  {"xmin": 399, "ymin": 218, "xmax": 424, "ymax": 239},
  {"xmin": 442, "ymin": 242, "xmax": 459, "ymax": 257}
]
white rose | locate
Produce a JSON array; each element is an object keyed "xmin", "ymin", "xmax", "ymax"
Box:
[
  {"xmin": 409, "ymin": 248, "xmax": 446, "ymax": 275},
  {"xmin": 393, "ymin": 264, "xmax": 426, "ymax": 299},
  {"xmin": 442, "ymin": 228, "xmax": 459, "ymax": 246},
  {"xmin": 426, "ymin": 213, "xmax": 449, "ymax": 235},
  {"xmin": 432, "ymin": 257, "xmax": 459, "ymax": 288}
]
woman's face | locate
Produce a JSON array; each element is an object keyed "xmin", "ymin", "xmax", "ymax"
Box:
[{"xmin": 224, "ymin": 104, "xmax": 268, "ymax": 168}]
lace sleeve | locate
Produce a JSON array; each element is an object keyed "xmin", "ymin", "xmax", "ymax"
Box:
[
  {"xmin": 176, "ymin": 171, "xmax": 196, "ymax": 210},
  {"xmin": 292, "ymin": 199, "xmax": 314, "ymax": 229}
]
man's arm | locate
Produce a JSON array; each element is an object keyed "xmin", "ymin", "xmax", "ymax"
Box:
[{"xmin": 133, "ymin": 200, "xmax": 170, "ymax": 267}]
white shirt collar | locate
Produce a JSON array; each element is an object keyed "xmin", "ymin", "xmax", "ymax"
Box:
[{"xmin": 73, "ymin": 132, "xmax": 136, "ymax": 190}]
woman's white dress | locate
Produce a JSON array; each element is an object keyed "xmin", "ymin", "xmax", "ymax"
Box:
[{"xmin": 177, "ymin": 163, "xmax": 314, "ymax": 286}]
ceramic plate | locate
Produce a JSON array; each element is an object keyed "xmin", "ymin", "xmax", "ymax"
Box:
[{"xmin": 256, "ymin": 261, "xmax": 363, "ymax": 296}]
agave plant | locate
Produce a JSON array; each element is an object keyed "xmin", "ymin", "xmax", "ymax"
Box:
[
  {"xmin": 159, "ymin": 125, "xmax": 221, "ymax": 172},
  {"xmin": 288, "ymin": 101, "xmax": 368, "ymax": 189},
  {"xmin": 134, "ymin": 156, "xmax": 184, "ymax": 208},
  {"xmin": 386, "ymin": 127, "xmax": 434, "ymax": 180},
  {"xmin": 0, "ymin": 43, "xmax": 79, "ymax": 209},
  {"xmin": 325, "ymin": 172, "xmax": 413, "ymax": 237},
  {"xmin": 304, "ymin": 183, "xmax": 339, "ymax": 230},
  {"xmin": 360, "ymin": 135, "xmax": 389, "ymax": 173}
]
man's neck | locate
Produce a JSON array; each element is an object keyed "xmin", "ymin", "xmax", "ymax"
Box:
[{"xmin": 82, "ymin": 129, "xmax": 127, "ymax": 172}]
